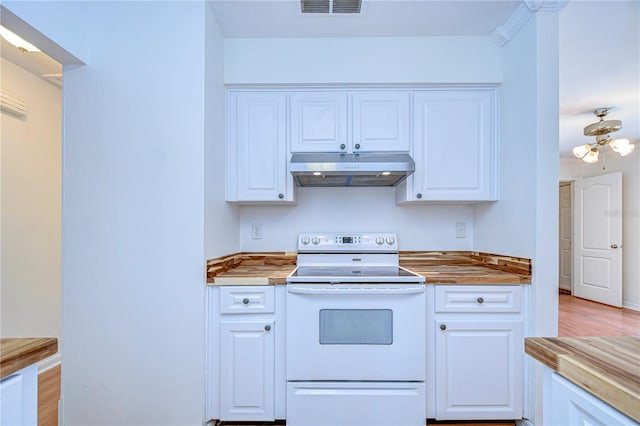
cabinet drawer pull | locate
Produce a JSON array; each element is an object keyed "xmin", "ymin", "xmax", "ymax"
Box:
[
  {"xmin": 477, "ymin": 297, "xmax": 484, "ymax": 304},
  {"xmin": 278, "ymin": 193, "xmax": 284, "ymax": 199},
  {"xmin": 440, "ymin": 324, "xmax": 447, "ymax": 331},
  {"xmin": 416, "ymin": 193, "xmax": 422, "ymax": 199},
  {"xmin": 340, "ymin": 144, "xmax": 346, "ymax": 150},
  {"xmin": 242, "ymin": 298, "xmax": 250, "ymax": 305},
  {"xmin": 264, "ymin": 325, "xmax": 271, "ymax": 331},
  {"xmin": 355, "ymin": 143, "xmax": 361, "ymax": 150}
]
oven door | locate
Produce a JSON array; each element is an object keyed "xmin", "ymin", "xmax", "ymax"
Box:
[{"xmin": 286, "ymin": 283, "xmax": 426, "ymax": 381}]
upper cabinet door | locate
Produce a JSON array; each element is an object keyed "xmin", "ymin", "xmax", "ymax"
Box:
[
  {"xmin": 400, "ymin": 89, "xmax": 497, "ymax": 203},
  {"xmin": 227, "ymin": 92, "xmax": 293, "ymax": 203},
  {"xmin": 290, "ymin": 92, "xmax": 348, "ymax": 152},
  {"xmin": 352, "ymin": 92, "xmax": 410, "ymax": 152}
]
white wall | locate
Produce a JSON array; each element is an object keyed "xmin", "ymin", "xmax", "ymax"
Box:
[
  {"xmin": 473, "ymin": 11, "xmax": 561, "ymax": 425},
  {"xmin": 240, "ymin": 188, "xmax": 474, "ymax": 251},
  {"xmin": 226, "ymin": 36, "xmax": 499, "ymax": 251},
  {"xmin": 205, "ymin": 3, "xmax": 239, "ymax": 259},
  {"xmin": 0, "ymin": 58, "xmax": 62, "ymax": 340},
  {"xmin": 560, "ymin": 152, "xmax": 640, "ymax": 311},
  {"xmin": 225, "ymin": 36, "xmax": 502, "ymax": 84},
  {"xmin": 5, "ymin": 2, "xmax": 210, "ymax": 424}
]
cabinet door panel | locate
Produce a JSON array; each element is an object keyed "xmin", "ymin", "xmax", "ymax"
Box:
[
  {"xmin": 411, "ymin": 90, "xmax": 496, "ymax": 201},
  {"xmin": 290, "ymin": 93, "xmax": 348, "ymax": 152},
  {"xmin": 435, "ymin": 320, "xmax": 522, "ymax": 420},
  {"xmin": 352, "ymin": 92, "xmax": 410, "ymax": 152},
  {"xmin": 220, "ymin": 321, "xmax": 275, "ymax": 421},
  {"xmin": 227, "ymin": 92, "xmax": 291, "ymax": 202}
]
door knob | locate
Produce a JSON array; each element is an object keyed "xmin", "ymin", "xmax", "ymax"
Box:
[{"xmin": 611, "ymin": 244, "xmax": 618, "ymax": 249}]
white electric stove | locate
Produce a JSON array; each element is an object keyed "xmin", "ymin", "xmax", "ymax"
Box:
[{"xmin": 286, "ymin": 232, "xmax": 426, "ymax": 426}]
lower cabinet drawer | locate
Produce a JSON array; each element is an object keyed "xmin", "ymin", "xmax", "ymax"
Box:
[
  {"xmin": 219, "ymin": 286, "xmax": 275, "ymax": 314},
  {"xmin": 287, "ymin": 382, "xmax": 425, "ymax": 426},
  {"xmin": 435, "ymin": 285, "xmax": 522, "ymax": 313}
]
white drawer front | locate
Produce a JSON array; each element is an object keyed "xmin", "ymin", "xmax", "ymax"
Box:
[
  {"xmin": 220, "ymin": 286, "xmax": 275, "ymax": 314},
  {"xmin": 435, "ymin": 285, "xmax": 521, "ymax": 313}
]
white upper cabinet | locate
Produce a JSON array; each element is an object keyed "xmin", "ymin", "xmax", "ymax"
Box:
[
  {"xmin": 290, "ymin": 92, "xmax": 348, "ymax": 152},
  {"xmin": 290, "ymin": 91, "xmax": 410, "ymax": 153},
  {"xmin": 352, "ymin": 92, "xmax": 410, "ymax": 152},
  {"xmin": 226, "ymin": 91, "xmax": 294, "ymax": 204},
  {"xmin": 396, "ymin": 88, "xmax": 498, "ymax": 203}
]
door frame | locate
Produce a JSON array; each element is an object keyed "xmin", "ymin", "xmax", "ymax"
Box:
[{"xmin": 559, "ymin": 181, "xmax": 574, "ymax": 294}]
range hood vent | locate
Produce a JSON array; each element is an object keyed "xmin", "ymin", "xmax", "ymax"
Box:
[{"xmin": 290, "ymin": 152, "xmax": 415, "ymax": 187}]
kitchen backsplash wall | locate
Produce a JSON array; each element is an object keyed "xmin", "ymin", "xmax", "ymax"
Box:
[{"xmin": 239, "ymin": 187, "xmax": 474, "ymax": 251}]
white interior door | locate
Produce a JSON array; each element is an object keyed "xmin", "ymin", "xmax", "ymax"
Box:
[
  {"xmin": 573, "ymin": 172, "xmax": 623, "ymax": 307},
  {"xmin": 559, "ymin": 183, "xmax": 572, "ymax": 292}
]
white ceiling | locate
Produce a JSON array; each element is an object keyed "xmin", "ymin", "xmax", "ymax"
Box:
[
  {"xmin": 2, "ymin": 0, "xmax": 638, "ymax": 158},
  {"xmin": 208, "ymin": 0, "xmax": 521, "ymax": 37}
]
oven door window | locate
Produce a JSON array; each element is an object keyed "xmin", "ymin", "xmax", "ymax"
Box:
[{"xmin": 319, "ymin": 309, "xmax": 393, "ymax": 345}]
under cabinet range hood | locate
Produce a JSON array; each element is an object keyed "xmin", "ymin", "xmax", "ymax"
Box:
[{"xmin": 290, "ymin": 152, "xmax": 415, "ymax": 187}]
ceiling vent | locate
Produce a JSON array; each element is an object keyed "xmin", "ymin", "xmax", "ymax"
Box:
[{"xmin": 301, "ymin": 0, "xmax": 361, "ymax": 14}]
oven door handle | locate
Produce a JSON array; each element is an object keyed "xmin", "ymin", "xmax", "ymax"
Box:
[{"xmin": 287, "ymin": 286, "xmax": 425, "ymax": 295}]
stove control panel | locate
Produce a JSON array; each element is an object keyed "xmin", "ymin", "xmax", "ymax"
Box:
[{"xmin": 297, "ymin": 232, "xmax": 398, "ymax": 252}]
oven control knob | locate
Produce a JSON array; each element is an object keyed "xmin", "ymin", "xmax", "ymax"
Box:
[
  {"xmin": 301, "ymin": 236, "xmax": 310, "ymax": 245},
  {"xmin": 375, "ymin": 237, "xmax": 384, "ymax": 245},
  {"xmin": 386, "ymin": 236, "xmax": 395, "ymax": 245},
  {"xmin": 311, "ymin": 236, "xmax": 320, "ymax": 245}
]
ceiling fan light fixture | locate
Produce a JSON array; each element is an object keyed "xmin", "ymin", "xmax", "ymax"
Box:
[
  {"xmin": 573, "ymin": 143, "xmax": 592, "ymax": 158},
  {"xmin": 583, "ymin": 148, "xmax": 600, "ymax": 164},
  {"xmin": 574, "ymin": 108, "xmax": 635, "ymax": 163}
]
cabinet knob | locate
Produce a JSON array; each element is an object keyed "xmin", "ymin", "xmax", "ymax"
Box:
[
  {"xmin": 611, "ymin": 244, "xmax": 618, "ymax": 249},
  {"xmin": 477, "ymin": 297, "xmax": 484, "ymax": 304},
  {"xmin": 355, "ymin": 143, "xmax": 361, "ymax": 150},
  {"xmin": 416, "ymin": 193, "xmax": 422, "ymax": 199},
  {"xmin": 264, "ymin": 325, "xmax": 271, "ymax": 331},
  {"xmin": 440, "ymin": 324, "xmax": 446, "ymax": 331},
  {"xmin": 278, "ymin": 193, "xmax": 284, "ymax": 199},
  {"xmin": 242, "ymin": 298, "xmax": 250, "ymax": 305},
  {"xmin": 340, "ymin": 144, "xmax": 346, "ymax": 150}
]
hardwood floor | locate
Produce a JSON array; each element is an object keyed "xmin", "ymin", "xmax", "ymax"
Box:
[
  {"xmin": 558, "ymin": 293, "xmax": 640, "ymax": 337},
  {"xmin": 38, "ymin": 364, "xmax": 60, "ymax": 426}
]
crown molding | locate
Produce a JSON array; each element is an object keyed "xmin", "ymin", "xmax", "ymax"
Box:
[{"xmin": 490, "ymin": 0, "xmax": 569, "ymax": 46}]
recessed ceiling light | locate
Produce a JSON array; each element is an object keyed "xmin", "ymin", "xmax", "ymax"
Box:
[{"xmin": 0, "ymin": 25, "xmax": 40, "ymax": 52}]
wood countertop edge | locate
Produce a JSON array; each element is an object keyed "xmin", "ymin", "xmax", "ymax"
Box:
[
  {"xmin": 525, "ymin": 337, "xmax": 640, "ymax": 422},
  {"xmin": 0, "ymin": 338, "xmax": 58, "ymax": 379}
]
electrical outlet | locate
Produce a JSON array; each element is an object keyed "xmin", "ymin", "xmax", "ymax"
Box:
[
  {"xmin": 251, "ymin": 224, "xmax": 262, "ymax": 239},
  {"xmin": 455, "ymin": 222, "xmax": 466, "ymax": 238}
]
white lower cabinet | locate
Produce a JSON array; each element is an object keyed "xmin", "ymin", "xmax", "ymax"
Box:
[
  {"xmin": 545, "ymin": 369, "xmax": 637, "ymax": 426},
  {"xmin": 208, "ymin": 285, "xmax": 286, "ymax": 422},
  {"xmin": 0, "ymin": 364, "xmax": 38, "ymax": 426},
  {"xmin": 431, "ymin": 285, "xmax": 523, "ymax": 420},
  {"xmin": 220, "ymin": 320, "xmax": 275, "ymax": 421}
]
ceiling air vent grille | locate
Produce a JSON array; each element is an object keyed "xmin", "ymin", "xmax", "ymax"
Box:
[
  {"xmin": 332, "ymin": 0, "xmax": 361, "ymax": 13},
  {"xmin": 301, "ymin": 0, "xmax": 361, "ymax": 14}
]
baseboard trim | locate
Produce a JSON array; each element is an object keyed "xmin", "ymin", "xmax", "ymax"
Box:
[
  {"xmin": 558, "ymin": 288, "xmax": 571, "ymax": 295},
  {"xmin": 623, "ymin": 301, "xmax": 640, "ymax": 312},
  {"xmin": 38, "ymin": 352, "xmax": 62, "ymax": 373}
]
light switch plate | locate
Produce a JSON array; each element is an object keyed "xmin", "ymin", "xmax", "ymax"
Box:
[{"xmin": 251, "ymin": 223, "xmax": 262, "ymax": 239}]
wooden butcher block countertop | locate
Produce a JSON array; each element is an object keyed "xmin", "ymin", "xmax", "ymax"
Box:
[
  {"xmin": 525, "ymin": 336, "xmax": 640, "ymax": 422},
  {"xmin": 1, "ymin": 338, "xmax": 58, "ymax": 379},
  {"xmin": 206, "ymin": 251, "xmax": 531, "ymax": 285}
]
